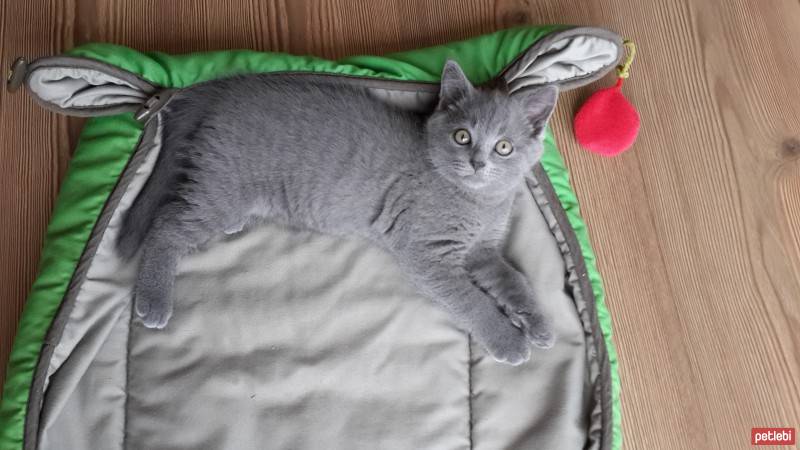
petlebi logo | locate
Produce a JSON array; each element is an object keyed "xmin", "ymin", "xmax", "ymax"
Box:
[{"xmin": 751, "ymin": 428, "xmax": 796, "ymax": 446}]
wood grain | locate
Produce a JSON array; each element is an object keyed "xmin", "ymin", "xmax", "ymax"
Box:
[{"xmin": 1, "ymin": 1, "xmax": 798, "ymax": 448}]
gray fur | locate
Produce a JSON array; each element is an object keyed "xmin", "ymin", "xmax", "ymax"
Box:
[{"xmin": 118, "ymin": 60, "xmax": 558, "ymax": 365}]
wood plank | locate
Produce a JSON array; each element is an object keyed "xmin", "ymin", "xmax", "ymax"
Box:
[
  {"xmin": 0, "ymin": 1, "xmax": 798, "ymax": 448},
  {"xmin": 0, "ymin": 0, "xmax": 72, "ymax": 393},
  {"xmin": 541, "ymin": 1, "xmax": 800, "ymax": 448}
]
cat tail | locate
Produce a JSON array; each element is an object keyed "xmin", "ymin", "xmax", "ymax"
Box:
[{"xmin": 116, "ymin": 148, "xmax": 175, "ymax": 261}]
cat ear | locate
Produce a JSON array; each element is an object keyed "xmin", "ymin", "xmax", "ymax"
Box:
[
  {"xmin": 438, "ymin": 60, "xmax": 474, "ymax": 106},
  {"xmin": 8, "ymin": 56, "xmax": 158, "ymax": 117},
  {"xmin": 514, "ymin": 85, "xmax": 559, "ymax": 138}
]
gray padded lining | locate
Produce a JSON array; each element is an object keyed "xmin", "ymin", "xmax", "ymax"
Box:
[
  {"xmin": 37, "ymin": 125, "xmax": 596, "ymax": 449},
  {"xmin": 28, "ymin": 67, "xmax": 145, "ymax": 107},
  {"xmin": 502, "ymin": 27, "xmax": 623, "ymax": 92},
  {"xmin": 23, "ymin": 57, "xmax": 156, "ymax": 116}
]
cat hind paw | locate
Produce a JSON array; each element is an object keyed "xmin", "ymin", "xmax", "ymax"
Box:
[
  {"xmin": 482, "ymin": 326, "xmax": 532, "ymax": 366},
  {"xmin": 508, "ymin": 309, "xmax": 556, "ymax": 349},
  {"xmin": 135, "ymin": 294, "xmax": 173, "ymax": 329}
]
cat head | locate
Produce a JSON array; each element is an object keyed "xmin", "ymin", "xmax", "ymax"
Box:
[{"xmin": 425, "ymin": 60, "xmax": 558, "ymax": 196}]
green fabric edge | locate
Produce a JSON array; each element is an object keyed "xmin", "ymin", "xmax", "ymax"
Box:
[
  {"xmin": 540, "ymin": 131, "xmax": 622, "ymax": 450},
  {"xmin": 0, "ymin": 25, "xmax": 621, "ymax": 450}
]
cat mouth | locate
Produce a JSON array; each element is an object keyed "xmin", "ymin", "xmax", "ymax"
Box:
[
  {"xmin": 453, "ymin": 165, "xmax": 482, "ymax": 176},
  {"xmin": 458, "ymin": 169, "xmax": 484, "ymax": 178},
  {"xmin": 449, "ymin": 164, "xmax": 486, "ymax": 186},
  {"xmin": 457, "ymin": 171, "xmax": 488, "ymax": 187}
]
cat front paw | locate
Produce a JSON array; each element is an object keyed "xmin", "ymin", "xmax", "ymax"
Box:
[
  {"xmin": 480, "ymin": 324, "xmax": 531, "ymax": 366},
  {"xmin": 507, "ymin": 309, "xmax": 555, "ymax": 349},
  {"xmin": 135, "ymin": 293, "xmax": 173, "ymax": 329}
]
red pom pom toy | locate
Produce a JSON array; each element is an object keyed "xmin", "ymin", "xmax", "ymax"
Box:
[{"xmin": 573, "ymin": 40, "xmax": 640, "ymax": 157}]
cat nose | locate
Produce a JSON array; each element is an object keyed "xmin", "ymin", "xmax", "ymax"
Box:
[{"xmin": 470, "ymin": 158, "xmax": 486, "ymax": 171}]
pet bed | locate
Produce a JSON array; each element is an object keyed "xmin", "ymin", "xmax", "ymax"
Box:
[{"xmin": 1, "ymin": 25, "xmax": 622, "ymax": 450}]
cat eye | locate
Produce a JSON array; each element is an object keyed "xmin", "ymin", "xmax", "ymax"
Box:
[
  {"xmin": 494, "ymin": 139, "xmax": 513, "ymax": 156},
  {"xmin": 453, "ymin": 129, "xmax": 471, "ymax": 145}
]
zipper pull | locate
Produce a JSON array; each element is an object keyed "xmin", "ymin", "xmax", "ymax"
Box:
[
  {"xmin": 135, "ymin": 89, "xmax": 175, "ymax": 124},
  {"xmin": 7, "ymin": 57, "xmax": 28, "ymax": 92}
]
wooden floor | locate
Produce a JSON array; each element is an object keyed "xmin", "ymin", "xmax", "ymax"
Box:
[{"xmin": 2, "ymin": 1, "xmax": 799, "ymax": 448}]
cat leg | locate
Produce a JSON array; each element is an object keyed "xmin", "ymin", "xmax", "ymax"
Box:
[
  {"xmin": 466, "ymin": 247, "xmax": 555, "ymax": 349},
  {"xmin": 408, "ymin": 265, "xmax": 532, "ymax": 365},
  {"xmin": 133, "ymin": 202, "xmax": 218, "ymax": 328}
]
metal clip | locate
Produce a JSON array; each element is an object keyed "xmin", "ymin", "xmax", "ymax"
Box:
[
  {"xmin": 7, "ymin": 57, "xmax": 28, "ymax": 92},
  {"xmin": 135, "ymin": 89, "xmax": 174, "ymax": 124}
]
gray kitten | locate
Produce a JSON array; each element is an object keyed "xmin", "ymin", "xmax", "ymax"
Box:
[{"xmin": 118, "ymin": 61, "xmax": 558, "ymax": 365}]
